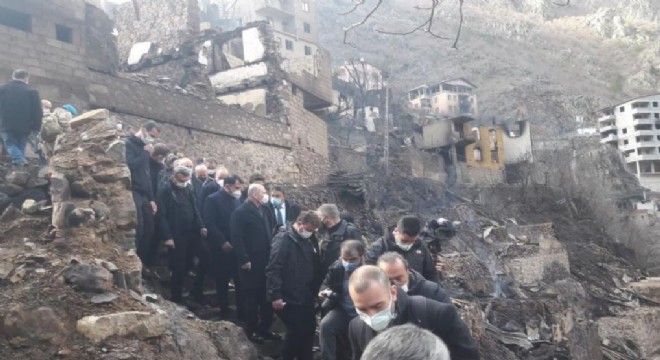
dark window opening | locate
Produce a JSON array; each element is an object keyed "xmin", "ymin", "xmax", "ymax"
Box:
[
  {"xmin": 304, "ymin": 46, "xmax": 312, "ymax": 55},
  {"xmin": 55, "ymin": 24, "xmax": 73, "ymax": 43},
  {"xmin": 623, "ymin": 128, "xmax": 628, "ymax": 134},
  {"xmin": 620, "ymin": 106, "xmax": 625, "ymax": 112},
  {"xmin": 304, "ymin": 22, "xmax": 311, "ymax": 33},
  {"xmin": 491, "ymin": 150, "xmax": 499, "ymax": 163},
  {"xmin": 624, "ymin": 140, "xmax": 629, "ymax": 145},
  {"xmin": 292, "ymin": 84, "xmax": 298, "ymax": 95},
  {"xmin": 654, "ymin": 102, "xmax": 658, "ymax": 107},
  {"xmin": 285, "ymin": 40, "xmax": 293, "ymax": 51},
  {"xmin": 0, "ymin": 7, "xmax": 32, "ymax": 32},
  {"xmin": 655, "ymin": 113, "xmax": 659, "ymax": 119}
]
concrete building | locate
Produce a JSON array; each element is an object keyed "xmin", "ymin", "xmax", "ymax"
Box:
[
  {"xmin": 408, "ymin": 78, "xmax": 478, "ymax": 117},
  {"xmin": 598, "ymin": 94, "xmax": 660, "ymax": 191}
]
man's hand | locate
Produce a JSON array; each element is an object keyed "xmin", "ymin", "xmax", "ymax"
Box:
[
  {"xmin": 200, "ymin": 228, "xmax": 208, "ymax": 237},
  {"xmin": 164, "ymin": 239, "xmax": 175, "ymax": 249},
  {"xmin": 144, "ymin": 144, "xmax": 154, "ymax": 154},
  {"xmin": 150, "ymin": 201, "xmax": 157, "ymax": 215},
  {"xmin": 241, "ymin": 262, "xmax": 252, "ymax": 271},
  {"xmin": 222, "ymin": 242, "xmax": 233, "ymax": 253},
  {"xmin": 272, "ymin": 299, "xmax": 285, "ymax": 311},
  {"xmin": 436, "ymin": 261, "xmax": 445, "ymax": 272}
]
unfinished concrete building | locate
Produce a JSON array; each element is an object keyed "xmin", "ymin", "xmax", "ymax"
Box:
[
  {"xmin": 0, "ymin": 0, "xmax": 331, "ymax": 186},
  {"xmin": 408, "ymin": 78, "xmax": 479, "ymax": 117}
]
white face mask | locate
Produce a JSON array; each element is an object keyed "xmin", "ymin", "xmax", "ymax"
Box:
[
  {"xmin": 300, "ymin": 230, "xmax": 313, "ymax": 239},
  {"xmin": 217, "ymin": 179, "xmax": 224, "ymax": 187},
  {"xmin": 401, "ymin": 284, "xmax": 409, "ymax": 293},
  {"xmin": 356, "ymin": 296, "xmax": 395, "ymax": 332},
  {"xmin": 260, "ymin": 194, "xmax": 270, "ymax": 205},
  {"xmin": 175, "ymin": 181, "xmax": 187, "ymax": 189},
  {"xmin": 232, "ymin": 190, "xmax": 242, "ymax": 199},
  {"xmin": 393, "ymin": 231, "xmax": 414, "ymax": 251}
]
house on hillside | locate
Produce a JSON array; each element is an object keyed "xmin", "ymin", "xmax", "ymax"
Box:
[{"xmin": 408, "ymin": 78, "xmax": 478, "ymax": 117}]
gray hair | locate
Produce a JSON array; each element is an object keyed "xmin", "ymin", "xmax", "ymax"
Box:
[
  {"xmin": 174, "ymin": 157, "xmax": 193, "ymax": 168},
  {"xmin": 12, "ymin": 69, "xmax": 29, "ymax": 81},
  {"xmin": 318, "ymin": 204, "xmax": 340, "ymax": 220},
  {"xmin": 349, "ymin": 265, "xmax": 390, "ymax": 295},
  {"xmin": 361, "ymin": 324, "xmax": 450, "ymax": 360},
  {"xmin": 377, "ymin": 252, "xmax": 409, "ymax": 269},
  {"xmin": 247, "ymin": 183, "xmax": 265, "ymax": 198},
  {"xmin": 195, "ymin": 164, "xmax": 207, "ymax": 172}
]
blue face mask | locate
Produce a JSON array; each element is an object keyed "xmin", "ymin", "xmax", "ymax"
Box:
[
  {"xmin": 271, "ymin": 198, "xmax": 283, "ymax": 207},
  {"xmin": 342, "ymin": 260, "xmax": 360, "ymax": 272}
]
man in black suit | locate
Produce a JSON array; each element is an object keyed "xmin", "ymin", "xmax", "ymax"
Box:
[
  {"xmin": 230, "ymin": 183, "xmax": 279, "ymax": 343},
  {"xmin": 267, "ymin": 185, "xmax": 301, "ymax": 231},
  {"xmin": 198, "ymin": 165, "xmax": 229, "ymax": 211},
  {"xmin": 200, "ymin": 175, "xmax": 245, "ymax": 317},
  {"xmin": 0, "ymin": 69, "xmax": 42, "ymax": 167}
]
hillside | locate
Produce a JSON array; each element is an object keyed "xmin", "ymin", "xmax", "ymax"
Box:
[{"xmin": 318, "ymin": 0, "xmax": 660, "ymax": 135}]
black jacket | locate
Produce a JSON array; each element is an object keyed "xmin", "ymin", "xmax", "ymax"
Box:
[
  {"xmin": 267, "ymin": 200, "xmax": 302, "ymax": 228},
  {"xmin": 125, "ymin": 135, "xmax": 154, "ymax": 201},
  {"xmin": 322, "ymin": 259, "xmax": 347, "ymax": 296},
  {"xmin": 266, "ymin": 224, "xmax": 321, "ymax": 305},
  {"xmin": 198, "ymin": 179, "xmax": 221, "ymax": 211},
  {"xmin": 192, "ymin": 176, "xmax": 211, "ymax": 201},
  {"xmin": 203, "ymin": 189, "xmax": 240, "ymax": 278},
  {"xmin": 156, "ymin": 180, "xmax": 204, "ymax": 241},
  {"xmin": 348, "ymin": 291, "xmax": 479, "ymax": 360},
  {"xmin": 408, "ymin": 269, "xmax": 450, "ymax": 303},
  {"xmin": 0, "ymin": 80, "xmax": 42, "ymax": 135},
  {"xmin": 230, "ymin": 201, "xmax": 275, "ymax": 289},
  {"xmin": 319, "ymin": 220, "xmax": 363, "ymax": 277},
  {"xmin": 365, "ymin": 233, "xmax": 439, "ymax": 283},
  {"xmin": 149, "ymin": 158, "xmax": 164, "ymax": 197}
]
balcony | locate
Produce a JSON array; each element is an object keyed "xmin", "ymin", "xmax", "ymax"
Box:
[
  {"xmin": 599, "ymin": 124, "xmax": 617, "ymax": 133},
  {"xmin": 600, "ymin": 134, "xmax": 618, "ymax": 144},
  {"xmin": 634, "ymin": 130, "xmax": 657, "ymax": 137},
  {"xmin": 627, "ymin": 153, "xmax": 660, "ymax": 162},
  {"xmin": 633, "ymin": 118, "xmax": 657, "ymax": 126},
  {"xmin": 598, "ymin": 114, "xmax": 615, "ymax": 123},
  {"xmin": 631, "ymin": 107, "xmax": 652, "ymax": 115},
  {"xmin": 256, "ymin": 0, "xmax": 294, "ymax": 18}
]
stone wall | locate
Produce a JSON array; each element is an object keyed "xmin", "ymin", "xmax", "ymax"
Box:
[
  {"xmin": 457, "ymin": 164, "xmax": 506, "ymax": 185},
  {"xmin": 0, "ymin": 0, "xmax": 89, "ymax": 107},
  {"xmin": 598, "ymin": 307, "xmax": 660, "ymax": 358},
  {"xmin": 502, "ymin": 237, "xmax": 571, "ymax": 285},
  {"xmin": 114, "ymin": 0, "xmax": 201, "ymax": 62},
  {"xmin": 84, "ymin": 3, "xmax": 118, "ymax": 73},
  {"xmin": 502, "ymin": 120, "xmax": 533, "ymax": 164}
]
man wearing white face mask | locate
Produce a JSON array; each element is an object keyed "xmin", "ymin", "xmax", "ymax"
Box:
[
  {"xmin": 365, "ymin": 216, "xmax": 439, "ymax": 283},
  {"xmin": 377, "ymin": 252, "xmax": 450, "ymax": 304},
  {"xmin": 200, "ymin": 175, "xmax": 245, "ymax": 317},
  {"xmin": 198, "ymin": 165, "xmax": 229, "ymax": 210},
  {"xmin": 267, "ymin": 211, "xmax": 323, "ymax": 360},
  {"xmin": 230, "ymin": 183, "xmax": 278, "ymax": 343},
  {"xmin": 347, "ymin": 266, "xmax": 479, "ymax": 360}
]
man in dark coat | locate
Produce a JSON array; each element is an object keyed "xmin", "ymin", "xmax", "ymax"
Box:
[
  {"xmin": 377, "ymin": 252, "xmax": 450, "ymax": 304},
  {"xmin": 365, "ymin": 216, "xmax": 439, "ymax": 283},
  {"xmin": 347, "ymin": 266, "xmax": 479, "ymax": 360},
  {"xmin": 0, "ymin": 69, "xmax": 42, "ymax": 166},
  {"xmin": 126, "ymin": 121, "xmax": 161, "ymax": 266},
  {"xmin": 266, "ymin": 211, "xmax": 323, "ymax": 360},
  {"xmin": 317, "ymin": 204, "xmax": 363, "ymax": 278},
  {"xmin": 319, "ymin": 240, "xmax": 366, "ymax": 360},
  {"xmin": 149, "ymin": 144, "xmax": 170, "ymax": 195},
  {"xmin": 267, "ymin": 185, "xmax": 301, "ymax": 231},
  {"xmin": 198, "ymin": 166, "xmax": 228, "ymax": 211},
  {"xmin": 156, "ymin": 164, "xmax": 207, "ymax": 304},
  {"xmin": 199, "ymin": 175, "xmax": 244, "ymax": 316},
  {"xmin": 192, "ymin": 163, "xmax": 211, "ymax": 204},
  {"xmin": 230, "ymin": 183, "xmax": 278, "ymax": 343},
  {"xmin": 239, "ymin": 173, "xmax": 266, "ymax": 203}
]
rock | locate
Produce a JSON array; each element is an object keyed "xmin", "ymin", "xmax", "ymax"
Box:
[
  {"xmin": 52, "ymin": 202, "xmax": 76, "ymax": 229},
  {"xmin": 106, "ymin": 140, "xmax": 126, "ymax": 163},
  {"xmin": 80, "ymin": 121, "xmax": 119, "ymax": 142},
  {"xmin": 0, "ymin": 307, "xmax": 68, "ymax": 345},
  {"xmin": 21, "ymin": 199, "xmax": 41, "ymax": 215},
  {"xmin": 113, "ymin": 272, "xmax": 127, "ymax": 290},
  {"xmin": 69, "ymin": 177, "xmax": 97, "ymax": 198},
  {"xmin": 91, "ymin": 293, "xmax": 119, "ymax": 304},
  {"xmin": 66, "ymin": 208, "xmax": 96, "ymax": 227},
  {"xmin": 0, "ymin": 183, "xmax": 23, "ymax": 197},
  {"xmin": 8, "ymin": 265, "xmax": 27, "ymax": 284},
  {"xmin": 95, "ymin": 259, "xmax": 119, "ymax": 272},
  {"xmin": 0, "ymin": 191, "xmax": 10, "ymax": 213},
  {"xmin": 49, "ymin": 171, "xmax": 71, "ymax": 202},
  {"xmin": 62, "ymin": 263, "xmax": 113, "ymax": 293},
  {"xmin": 76, "ymin": 311, "xmax": 168, "ymax": 343},
  {"xmin": 91, "ymin": 166, "xmax": 131, "ymax": 186},
  {"xmin": 1, "ymin": 205, "xmax": 21, "ymax": 222},
  {"xmin": 91, "ymin": 202, "xmax": 112, "ymax": 220},
  {"xmin": 0, "ymin": 262, "xmax": 15, "ymax": 279},
  {"xmin": 69, "ymin": 109, "xmax": 110, "ymax": 129},
  {"xmin": 6, "ymin": 171, "xmax": 30, "ymax": 187}
]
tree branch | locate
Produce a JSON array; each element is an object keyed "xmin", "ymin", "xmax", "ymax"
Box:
[{"xmin": 343, "ymin": 0, "xmax": 384, "ymax": 46}]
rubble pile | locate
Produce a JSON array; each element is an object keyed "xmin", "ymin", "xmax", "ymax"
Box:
[{"xmin": 0, "ymin": 109, "xmax": 258, "ymax": 360}]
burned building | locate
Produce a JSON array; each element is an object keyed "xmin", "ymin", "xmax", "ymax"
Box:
[{"xmin": 0, "ymin": 0, "xmax": 331, "ymax": 185}]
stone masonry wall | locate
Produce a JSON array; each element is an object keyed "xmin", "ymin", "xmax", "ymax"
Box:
[
  {"xmin": 0, "ymin": 0, "xmax": 89, "ymax": 107},
  {"xmin": 114, "ymin": 0, "xmax": 201, "ymax": 62},
  {"xmin": 84, "ymin": 3, "xmax": 119, "ymax": 73}
]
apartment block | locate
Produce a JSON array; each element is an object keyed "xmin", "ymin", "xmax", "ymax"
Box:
[
  {"xmin": 599, "ymin": 94, "xmax": 660, "ymax": 191},
  {"xmin": 408, "ymin": 78, "xmax": 478, "ymax": 117}
]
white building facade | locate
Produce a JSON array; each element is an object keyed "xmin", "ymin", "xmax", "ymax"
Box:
[{"xmin": 599, "ymin": 94, "xmax": 660, "ymax": 191}]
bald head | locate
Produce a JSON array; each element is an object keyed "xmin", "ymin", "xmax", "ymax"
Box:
[
  {"xmin": 362, "ymin": 324, "xmax": 450, "ymax": 360},
  {"xmin": 349, "ymin": 265, "xmax": 397, "ymax": 317}
]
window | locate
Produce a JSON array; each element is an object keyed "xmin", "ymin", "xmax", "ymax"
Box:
[
  {"xmin": 292, "ymin": 84, "xmax": 298, "ymax": 95},
  {"xmin": 473, "ymin": 148, "xmax": 482, "ymax": 162},
  {"xmin": 491, "ymin": 150, "xmax": 499, "ymax": 163},
  {"xmin": 285, "ymin": 40, "xmax": 293, "ymax": 50},
  {"xmin": 620, "ymin": 106, "xmax": 625, "ymax": 112},
  {"xmin": 55, "ymin": 24, "xmax": 73, "ymax": 43},
  {"xmin": 623, "ymin": 128, "xmax": 628, "ymax": 134},
  {"xmin": 447, "ymin": 94, "xmax": 451, "ymax": 100},
  {"xmin": 0, "ymin": 6, "xmax": 32, "ymax": 32},
  {"xmin": 301, "ymin": 1, "xmax": 309, "ymax": 12},
  {"xmin": 304, "ymin": 22, "xmax": 311, "ymax": 33},
  {"xmin": 304, "ymin": 46, "xmax": 312, "ymax": 55},
  {"xmin": 654, "ymin": 102, "xmax": 658, "ymax": 107},
  {"xmin": 624, "ymin": 140, "xmax": 629, "ymax": 145},
  {"xmin": 655, "ymin": 113, "xmax": 659, "ymax": 119}
]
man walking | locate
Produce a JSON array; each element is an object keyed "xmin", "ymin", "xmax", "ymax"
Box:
[
  {"xmin": 200, "ymin": 175, "xmax": 245, "ymax": 317},
  {"xmin": 156, "ymin": 164, "xmax": 207, "ymax": 304},
  {"xmin": 317, "ymin": 204, "xmax": 363, "ymax": 277},
  {"xmin": 0, "ymin": 69, "xmax": 43, "ymax": 167},
  {"xmin": 126, "ymin": 121, "xmax": 161, "ymax": 265},
  {"xmin": 267, "ymin": 211, "xmax": 323, "ymax": 360},
  {"xmin": 231, "ymin": 183, "xmax": 278, "ymax": 343}
]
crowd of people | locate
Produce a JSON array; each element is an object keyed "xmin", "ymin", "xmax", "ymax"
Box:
[{"xmin": 1, "ymin": 69, "xmax": 479, "ymax": 360}]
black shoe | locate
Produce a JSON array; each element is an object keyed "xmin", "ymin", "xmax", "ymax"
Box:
[
  {"xmin": 259, "ymin": 331, "xmax": 282, "ymax": 341},
  {"xmin": 247, "ymin": 333, "xmax": 265, "ymax": 344}
]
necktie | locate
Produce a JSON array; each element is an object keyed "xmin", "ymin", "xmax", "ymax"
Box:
[{"xmin": 277, "ymin": 207, "xmax": 284, "ymax": 225}]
